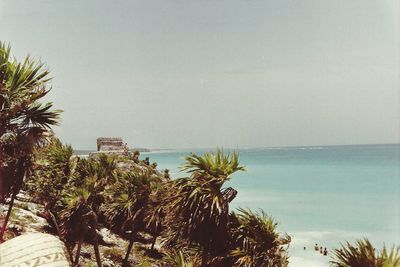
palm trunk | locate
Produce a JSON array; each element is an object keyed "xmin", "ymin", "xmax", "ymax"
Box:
[
  {"xmin": 201, "ymin": 249, "xmax": 208, "ymax": 267},
  {"xmin": 93, "ymin": 236, "xmax": 102, "ymax": 267},
  {"xmin": 67, "ymin": 244, "xmax": 75, "ymax": 265},
  {"xmin": 47, "ymin": 209, "xmax": 74, "ymax": 262},
  {"xmin": 48, "ymin": 209, "xmax": 61, "ymax": 236},
  {"xmin": 150, "ymin": 235, "xmax": 157, "ymax": 251},
  {"xmin": 0, "ymin": 186, "xmax": 18, "ymax": 242},
  {"xmin": 74, "ymin": 238, "xmax": 83, "ymax": 266},
  {"xmin": 122, "ymin": 233, "xmax": 135, "ymax": 267},
  {"xmin": 0, "ymin": 159, "xmax": 27, "ymax": 243}
]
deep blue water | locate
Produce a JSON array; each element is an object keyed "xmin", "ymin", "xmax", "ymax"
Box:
[{"xmin": 143, "ymin": 144, "xmax": 400, "ymax": 265}]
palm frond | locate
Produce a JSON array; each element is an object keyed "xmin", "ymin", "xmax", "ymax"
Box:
[
  {"xmin": 229, "ymin": 208, "xmax": 290, "ymax": 267},
  {"xmin": 164, "ymin": 251, "xmax": 198, "ymax": 267},
  {"xmin": 181, "ymin": 149, "xmax": 245, "ymax": 180},
  {"xmin": 331, "ymin": 239, "xmax": 382, "ymax": 267},
  {"xmin": 168, "ymin": 150, "xmax": 245, "ymax": 259},
  {"xmin": 103, "ymin": 169, "xmax": 151, "ymax": 232},
  {"xmin": 331, "ymin": 239, "xmax": 400, "ymax": 267},
  {"xmin": 23, "ymin": 102, "xmax": 61, "ymax": 128},
  {"xmin": 382, "ymin": 245, "xmax": 400, "ymax": 267}
]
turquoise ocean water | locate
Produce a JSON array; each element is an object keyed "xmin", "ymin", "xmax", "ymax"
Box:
[{"xmin": 144, "ymin": 144, "xmax": 400, "ymax": 266}]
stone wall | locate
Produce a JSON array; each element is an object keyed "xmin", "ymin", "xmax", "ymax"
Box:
[
  {"xmin": 90, "ymin": 137, "xmax": 130, "ymax": 158},
  {"xmin": 97, "ymin": 137, "xmax": 125, "ymax": 151}
]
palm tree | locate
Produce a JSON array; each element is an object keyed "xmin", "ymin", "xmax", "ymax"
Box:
[
  {"xmin": 104, "ymin": 169, "xmax": 151, "ymax": 266},
  {"xmin": 330, "ymin": 239, "xmax": 400, "ymax": 267},
  {"xmin": 26, "ymin": 137, "xmax": 74, "ymax": 208},
  {"xmin": 228, "ymin": 208, "xmax": 291, "ymax": 267},
  {"xmin": 381, "ymin": 245, "xmax": 400, "ymax": 267},
  {"xmin": 70, "ymin": 154, "xmax": 117, "ymax": 214},
  {"xmin": 146, "ymin": 205, "xmax": 165, "ymax": 250},
  {"xmin": 22, "ymin": 137, "xmax": 74, "ymax": 240},
  {"xmin": 55, "ymin": 154, "xmax": 120, "ymax": 266},
  {"xmin": 60, "ymin": 187, "xmax": 102, "ymax": 267},
  {"xmin": 72, "ymin": 154, "xmax": 116, "ymax": 187},
  {"xmin": 170, "ymin": 150, "xmax": 244, "ymax": 266},
  {"xmin": 0, "ymin": 42, "xmax": 61, "ymax": 241}
]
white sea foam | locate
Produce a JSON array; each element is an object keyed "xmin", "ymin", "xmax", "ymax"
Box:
[
  {"xmin": 288, "ymin": 230, "xmax": 365, "ymax": 267},
  {"xmin": 290, "ymin": 255, "xmax": 328, "ymax": 267}
]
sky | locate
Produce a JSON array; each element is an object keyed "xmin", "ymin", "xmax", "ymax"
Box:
[{"xmin": 1, "ymin": 0, "xmax": 399, "ymax": 149}]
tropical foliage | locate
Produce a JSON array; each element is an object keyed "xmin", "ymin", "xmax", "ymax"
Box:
[
  {"xmin": 104, "ymin": 169, "xmax": 151, "ymax": 265},
  {"xmin": 4, "ymin": 42, "xmax": 398, "ymax": 267},
  {"xmin": 331, "ymin": 239, "xmax": 400, "ymax": 267},
  {"xmin": 25, "ymin": 137, "xmax": 73, "ymax": 209},
  {"xmin": 229, "ymin": 208, "xmax": 290, "ymax": 267},
  {"xmin": 0, "ymin": 42, "xmax": 61, "ymax": 241},
  {"xmin": 23, "ymin": 143, "xmax": 294, "ymax": 266},
  {"xmin": 170, "ymin": 151, "xmax": 245, "ymax": 265},
  {"xmin": 60, "ymin": 187, "xmax": 101, "ymax": 266},
  {"xmin": 163, "ymin": 251, "xmax": 199, "ymax": 267}
]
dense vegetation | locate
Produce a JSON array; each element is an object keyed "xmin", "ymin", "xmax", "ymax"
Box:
[
  {"xmin": 22, "ymin": 138, "xmax": 292, "ymax": 266},
  {"xmin": 330, "ymin": 239, "xmax": 400, "ymax": 267},
  {"xmin": 1, "ymin": 43, "xmax": 399, "ymax": 267},
  {"xmin": 0, "ymin": 41, "xmax": 61, "ymax": 241}
]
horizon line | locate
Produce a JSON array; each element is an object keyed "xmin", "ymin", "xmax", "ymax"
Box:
[{"xmin": 73, "ymin": 142, "xmax": 400, "ymax": 152}]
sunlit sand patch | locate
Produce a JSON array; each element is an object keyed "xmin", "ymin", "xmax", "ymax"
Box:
[{"xmin": 290, "ymin": 255, "xmax": 328, "ymax": 267}]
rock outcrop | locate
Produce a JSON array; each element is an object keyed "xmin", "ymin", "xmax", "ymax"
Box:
[{"xmin": 0, "ymin": 233, "xmax": 70, "ymax": 267}]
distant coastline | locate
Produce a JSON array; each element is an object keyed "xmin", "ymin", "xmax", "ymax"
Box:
[
  {"xmin": 74, "ymin": 147, "xmax": 154, "ymax": 155},
  {"xmin": 73, "ymin": 143, "xmax": 399, "ymax": 156}
]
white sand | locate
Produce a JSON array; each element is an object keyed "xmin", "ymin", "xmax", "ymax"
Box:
[
  {"xmin": 287, "ymin": 230, "xmax": 365, "ymax": 266},
  {"xmin": 290, "ymin": 255, "xmax": 329, "ymax": 267}
]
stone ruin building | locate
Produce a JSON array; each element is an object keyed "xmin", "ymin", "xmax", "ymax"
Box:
[
  {"xmin": 90, "ymin": 137, "xmax": 129, "ymax": 157},
  {"xmin": 96, "ymin": 137, "xmax": 125, "ymax": 151}
]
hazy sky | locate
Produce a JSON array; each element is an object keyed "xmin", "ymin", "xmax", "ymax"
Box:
[{"xmin": 1, "ymin": 0, "xmax": 399, "ymax": 149}]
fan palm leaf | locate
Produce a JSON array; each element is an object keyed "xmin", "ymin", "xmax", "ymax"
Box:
[
  {"xmin": 382, "ymin": 246, "xmax": 400, "ymax": 267},
  {"xmin": 229, "ymin": 208, "xmax": 290, "ymax": 267},
  {"xmin": 104, "ymin": 168, "xmax": 151, "ymax": 266},
  {"xmin": 0, "ymin": 42, "xmax": 61, "ymax": 241},
  {"xmin": 170, "ymin": 150, "xmax": 244, "ymax": 265},
  {"xmin": 181, "ymin": 149, "xmax": 245, "ymax": 182},
  {"xmin": 331, "ymin": 239, "xmax": 400, "ymax": 267},
  {"xmin": 163, "ymin": 251, "xmax": 199, "ymax": 267}
]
